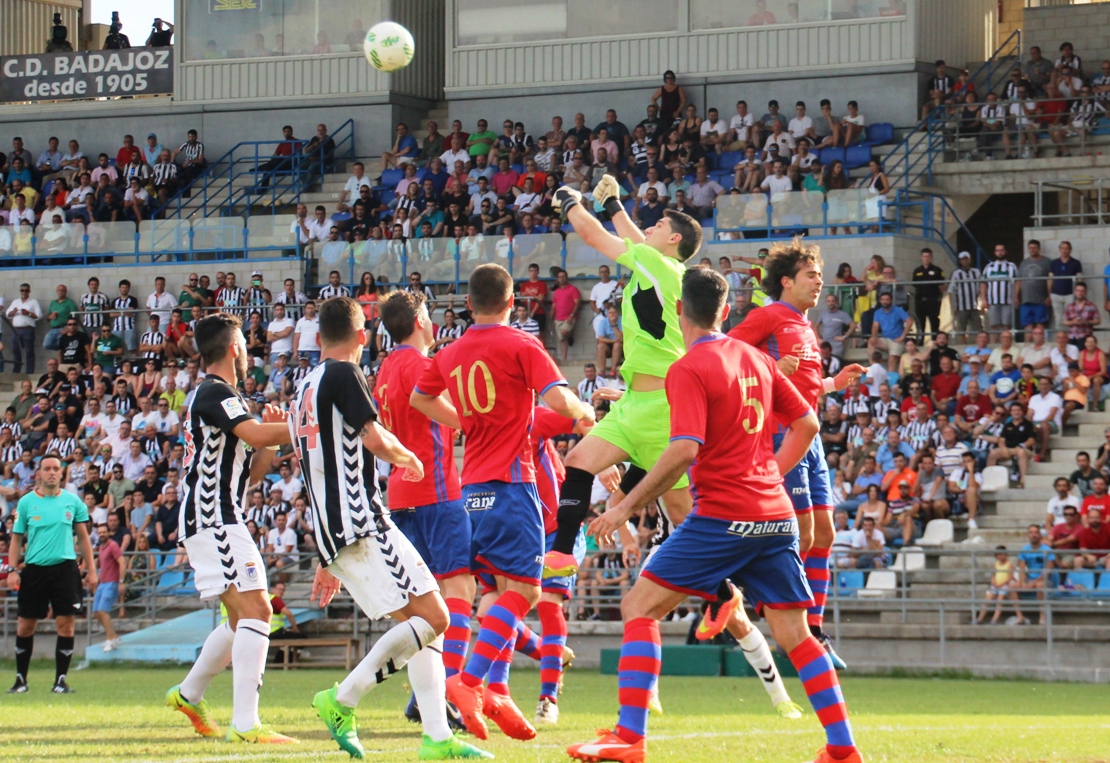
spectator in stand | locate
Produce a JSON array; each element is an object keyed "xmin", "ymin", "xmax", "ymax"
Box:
[
  {"xmin": 292, "ymin": 301, "xmax": 320, "ymax": 365},
  {"xmin": 1060, "ymin": 362, "xmax": 1090, "ymax": 427},
  {"xmin": 1071, "ymin": 451, "xmax": 1099, "ymax": 497},
  {"xmin": 867, "ymin": 292, "xmax": 912, "ymax": 372},
  {"xmin": 976, "ymin": 546, "xmax": 1026, "ymax": 625},
  {"xmin": 1063, "ymin": 282, "xmax": 1099, "ymax": 346},
  {"xmin": 1016, "ymin": 240, "xmax": 1052, "ymax": 331},
  {"xmin": 420, "ymin": 120, "xmax": 445, "ymax": 164},
  {"xmin": 1017, "ymin": 525, "xmax": 1052, "ymax": 622},
  {"xmin": 1080, "ymin": 475, "xmax": 1110, "ymax": 523},
  {"xmin": 552, "ymin": 269, "xmax": 580, "ymax": 362},
  {"xmin": 377, "ymin": 123, "xmax": 418, "ymax": 176},
  {"xmin": 518, "ymin": 262, "xmax": 548, "ymax": 337},
  {"xmin": 1006, "ymin": 86, "xmax": 1040, "ymax": 159},
  {"xmin": 1078, "ymin": 335, "xmax": 1107, "ymax": 410},
  {"xmin": 911, "ymin": 248, "xmax": 944, "ymax": 342},
  {"xmin": 930, "ymin": 356, "xmax": 961, "ymax": 417},
  {"xmin": 6, "ymin": 284, "xmax": 41, "ymax": 375},
  {"xmin": 1050, "ymin": 505, "xmax": 1083, "ymax": 561},
  {"xmin": 1075, "ymin": 508, "xmax": 1110, "ymax": 570},
  {"xmin": 686, "ymin": 166, "xmax": 725, "ymax": 220},
  {"xmin": 1046, "ymin": 477, "xmax": 1080, "ymax": 529},
  {"xmin": 1027, "ymin": 377, "xmax": 1062, "ymax": 463},
  {"xmin": 981, "ymin": 245, "xmax": 1017, "ymax": 342},
  {"xmin": 510, "ymin": 304, "xmax": 540, "ymax": 337},
  {"xmin": 814, "ymin": 293, "xmax": 854, "ymax": 360},
  {"xmin": 595, "ymin": 305, "xmax": 623, "ymax": 376},
  {"xmin": 987, "ymin": 401, "xmax": 1036, "ymax": 488}
]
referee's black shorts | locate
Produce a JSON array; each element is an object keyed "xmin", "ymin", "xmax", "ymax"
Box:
[{"xmin": 17, "ymin": 561, "xmax": 84, "ymax": 620}]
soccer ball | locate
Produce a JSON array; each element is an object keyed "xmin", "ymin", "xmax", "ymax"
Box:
[{"xmin": 364, "ymin": 21, "xmax": 414, "ymax": 72}]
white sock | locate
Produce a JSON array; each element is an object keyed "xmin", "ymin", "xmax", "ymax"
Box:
[
  {"xmin": 180, "ymin": 622, "xmax": 234, "ymax": 704},
  {"xmin": 336, "ymin": 616, "xmax": 436, "ymax": 708},
  {"xmin": 231, "ymin": 618, "xmax": 270, "ymax": 732},
  {"xmin": 739, "ymin": 629, "xmax": 791, "ymax": 707},
  {"xmin": 408, "ymin": 635, "xmax": 452, "ymax": 743}
]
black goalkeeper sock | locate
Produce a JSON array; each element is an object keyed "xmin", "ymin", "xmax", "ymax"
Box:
[
  {"xmin": 14, "ymin": 635, "xmax": 33, "ymax": 685},
  {"xmin": 55, "ymin": 636, "xmax": 74, "ymax": 684},
  {"xmin": 552, "ymin": 467, "xmax": 595, "ymax": 554},
  {"xmin": 707, "ymin": 580, "xmax": 734, "ymax": 619}
]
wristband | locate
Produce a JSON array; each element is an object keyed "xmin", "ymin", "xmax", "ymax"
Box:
[
  {"xmin": 822, "ymin": 377, "xmax": 837, "ymax": 394},
  {"xmin": 602, "ymin": 197, "xmax": 624, "ymax": 220}
]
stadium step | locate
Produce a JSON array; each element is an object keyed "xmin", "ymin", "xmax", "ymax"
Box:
[
  {"xmin": 967, "ymin": 528, "xmax": 1029, "ymax": 544},
  {"xmin": 878, "ymin": 609, "xmax": 969, "ymax": 625}
]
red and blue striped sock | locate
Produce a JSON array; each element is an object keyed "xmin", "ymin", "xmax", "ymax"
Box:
[
  {"xmin": 805, "ymin": 544, "xmax": 832, "ymax": 629},
  {"xmin": 613, "ymin": 617, "xmax": 661, "ymax": 745},
  {"xmin": 537, "ymin": 600, "xmax": 567, "ymax": 702},
  {"xmin": 514, "ymin": 620, "xmax": 542, "ymax": 661},
  {"xmin": 461, "ymin": 590, "xmax": 530, "ymax": 689},
  {"xmin": 789, "ymin": 635, "xmax": 857, "ymax": 760},
  {"xmin": 486, "ymin": 641, "xmax": 514, "ymax": 695},
  {"xmin": 442, "ymin": 597, "xmax": 472, "ymax": 679}
]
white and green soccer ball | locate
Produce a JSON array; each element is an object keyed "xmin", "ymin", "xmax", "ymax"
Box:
[{"xmin": 364, "ymin": 21, "xmax": 415, "ymax": 72}]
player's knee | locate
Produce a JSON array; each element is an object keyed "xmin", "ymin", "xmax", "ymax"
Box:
[
  {"xmin": 423, "ymin": 599, "xmax": 450, "ymax": 635},
  {"xmin": 16, "ymin": 619, "xmax": 36, "ymax": 638}
]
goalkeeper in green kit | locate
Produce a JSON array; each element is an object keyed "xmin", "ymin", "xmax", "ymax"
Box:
[{"xmin": 544, "ymin": 175, "xmax": 703, "ymax": 579}]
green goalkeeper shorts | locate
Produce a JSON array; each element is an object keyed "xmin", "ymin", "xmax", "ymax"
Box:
[{"xmin": 588, "ymin": 387, "xmax": 690, "ymax": 490}]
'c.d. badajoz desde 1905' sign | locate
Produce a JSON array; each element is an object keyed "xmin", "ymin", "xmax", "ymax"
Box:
[{"xmin": 0, "ymin": 48, "xmax": 173, "ymax": 104}]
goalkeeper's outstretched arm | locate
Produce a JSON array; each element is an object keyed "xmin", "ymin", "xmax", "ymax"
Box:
[
  {"xmin": 596, "ymin": 174, "xmax": 646, "ymax": 246},
  {"xmin": 555, "ymin": 180, "xmax": 634, "ymax": 262}
]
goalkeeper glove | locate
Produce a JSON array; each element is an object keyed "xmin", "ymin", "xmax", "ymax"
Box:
[
  {"xmin": 593, "ymin": 174, "xmax": 625, "ymax": 219},
  {"xmin": 553, "ymin": 186, "xmax": 583, "ymax": 215}
]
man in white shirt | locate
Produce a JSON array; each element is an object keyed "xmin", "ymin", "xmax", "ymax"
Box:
[
  {"xmin": 265, "ymin": 511, "xmax": 299, "ymax": 569},
  {"xmin": 273, "ymin": 464, "xmax": 303, "ymax": 502},
  {"xmin": 1005, "ymin": 87, "xmax": 1039, "ymax": 159},
  {"xmin": 699, "ymin": 107, "xmax": 728, "ymax": 155},
  {"xmin": 104, "ymin": 420, "xmax": 134, "ymax": 460},
  {"xmin": 728, "ymin": 100, "xmax": 758, "ymax": 150},
  {"xmin": 636, "ymin": 166, "xmax": 668, "ymax": 202},
  {"xmin": 306, "ymin": 205, "xmax": 331, "ymax": 247},
  {"xmin": 150, "ymin": 398, "xmax": 181, "ymax": 439},
  {"xmin": 589, "ymin": 264, "xmax": 621, "ymax": 339},
  {"xmin": 1050, "ymin": 331, "xmax": 1079, "ymax": 386},
  {"xmin": 760, "ymin": 159, "xmax": 793, "ymax": 196},
  {"xmin": 1027, "ymin": 376, "xmax": 1063, "ymax": 463},
  {"xmin": 8, "ymin": 194, "xmax": 36, "ymax": 227},
  {"xmin": 145, "ymin": 276, "xmax": 178, "ymax": 326},
  {"xmin": 761, "ymin": 121, "xmax": 796, "ymax": 166},
  {"xmin": 119, "ymin": 439, "xmax": 153, "ymax": 482},
  {"xmin": 6, "ymin": 283, "xmax": 41, "ymax": 375},
  {"xmin": 293, "ymin": 300, "xmax": 321, "ymax": 365},
  {"xmin": 64, "ymin": 172, "xmax": 96, "ymax": 223},
  {"xmin": 439, "ymin": 135, "xmax": 470, "ymax": 172},
  {"xmin": 1045, "ymin": 476, "xmax": 1080, "ymax": 529},
  {"xmin": 788, "ymin": 101, "xmax": 815, "ymax": 141},
  {"xmin": 131, "ymin": 396, "xmax": 157, "ymax": 432},
  {"xmin": 336, "ymin": 161, "xmax": 372, "ymax": 214},
  {"xmin": 266, "ymin": 302, "xmax": 296, "ymax": 364},
  {"xmin": 98, "ymin": 399, "xmax": 125, "ymax": 441}
]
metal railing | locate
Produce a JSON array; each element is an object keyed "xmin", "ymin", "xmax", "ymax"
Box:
[
  {"xmin": 149, "ymin": 119, "xmax": 356, "ymax": 222},
  {"xmin": 965, "ymin": 29, "xmax": 1023, "ymax": 103},
  {"xmin": 1033, "ymin": 177, "xmax": 1110, "ymax": 227}
]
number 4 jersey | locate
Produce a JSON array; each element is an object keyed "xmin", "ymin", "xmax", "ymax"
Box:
[
  {"xmin": 666, "ymin": 333, "xmax": 811, "ymax": 522},
  {"xmin": 415, "ymin": 323, "xmax": 567, "ymax": 486},
  {"xmin": 289, "ymin": 358, "xmax": 387, "ymax": 566}
]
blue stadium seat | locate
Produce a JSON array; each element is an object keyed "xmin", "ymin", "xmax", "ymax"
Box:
[
  {"xmin": 710, "ymin": 170, "xmax": 733, "ymax": 188},
  {"xmin": 379, "ymin": 168, "xmax": 404, "ymax": 188},
  {"xmin": 1093, "ymin": 572, "xmax": 1110, "ymax": 598},
  {"xmin": 717, "ymin": 151, "xmax": 744, "ymax": 172},
  {"xmin": 622, "ymin": 198, "xmax": 635, "ymax": 214},
  {"xmin": 864, "ymin": 122, "xmax": 894, "ymax": 145},
  {"xmin": 819, "ymin": 147, "xmax": 845, "ymax": 166},
  {"xmin": 845, "ymin": 145, "xmax": 872, "ymax": 169},
  {"xmin": 331, "ymin": 212, "xmax": 352, "ymax": 223},
  {"xmin": 414, "ymin": 168, "xmax": 429, "ymax": 184},
  {"xmin": 379, "ymin": 189, "xmax": 395, "ymax": 207},
  {"xmin": 704, "ymin": 152, "xmax": 718, "ymax": 171},
  {"xmin": 837, "ymin": 571, "xmax": 865, "ymax": 595},
  {"xmin": 1091, "ymin": 118, "xmax": 1110, "ymax": 137},
  {"xmin": 1067, "ymin": 571, "xmax": 1096, "ymax": 594},
  {"xmin": 511, "ymin": 163, "xmax": 524, "ymax": 174}
]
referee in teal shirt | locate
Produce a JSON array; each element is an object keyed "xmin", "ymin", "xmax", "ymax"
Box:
[{"xmin": 6, "ymin": 455, "xmax": 97, "ymax": 694}]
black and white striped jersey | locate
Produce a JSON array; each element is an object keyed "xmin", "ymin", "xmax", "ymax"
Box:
[
  {"xmin": 140, "ymin": 330, "xmax": 165, "ymax": 359},
  {"xmin": 81, "ymin": 291, "xmax": 110, "ymax": 329},
  {"xmin": 177, "ymin": 140, "xmax": 205, "ymax": 163},
  {"xmin": 113, "ymin": 295, "xmax": 139, "ymax": 331},
  {"xmin": 982, "ymin": 259, "xmax": 1017, "ymax": 306},
  {"xmin": 178, "ymin": 376, "xmax": 255, "ymax": 538},
  {"xmin": 289, "ymin": 359, "xmax": 387, "ymax": 566},
  {"xmin": 948, "ymin": 267, "xmax": 981, "ymax": 312},
  {"xmin": 318, "ymin": 284, "xmax": 351, "ymax": 301}
]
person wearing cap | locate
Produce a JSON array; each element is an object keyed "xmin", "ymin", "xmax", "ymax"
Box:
[
  {"xmin": 948, "ymin": 251, "xmax": 983, "ymax": 343},
  {"xmin": 882, "ymin": 460, "xmax": 921, "ymax": 546},
  {"xmin": 142, "ymin": 133, "xmax": 163, "ymax": 166}
]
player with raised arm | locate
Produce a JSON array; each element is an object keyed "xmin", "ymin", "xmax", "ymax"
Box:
[
  {"xmin": 165, "ymin": 313, "xmax": 297, "ymax": 745},
  {"xmin": 566, "ymin": 269, "xmax": 863, "ymax": 763},
  {"xmin": 293, "ymin": 298, "xmax": 490, "ymax": 761},
  {"xmin": 411, "ymin": 264, "xmax": 594, "ymax": 741},
  {"xmin": 544, "ymin": 175, "xmax": 701, "ymax": 580},
  {"xmin": 721, "ymin": 238, "xmax": 864, "ymax": 669},
  {"xmin": 371, "ymin": 289, "xmax": 471, "ymax": 732}
]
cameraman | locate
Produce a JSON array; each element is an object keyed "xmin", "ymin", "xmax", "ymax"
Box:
[
  {"xmin": 146, "ymin": 18, "xmax": 174, "ymax": 48},
  {"xmin": 103, "ymin": 13, "xmax": 131, "ymax": 50},
  {"xmin": 46, "ymin": 12, "xmax": 73, "ymax": 53}
]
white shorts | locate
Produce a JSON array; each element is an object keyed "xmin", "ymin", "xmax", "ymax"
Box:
[
  {"xmin": 183, "ymin": 524, "xmax": 269, "ymax": 601},
  {"xmin": 328, "ymin": 531, "xmax": 438, "ymax": 620}
]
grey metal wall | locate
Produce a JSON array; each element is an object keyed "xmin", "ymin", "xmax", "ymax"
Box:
[{"xmin": 0, "ymin": 0, "xmax": 83, "ymax": 57}]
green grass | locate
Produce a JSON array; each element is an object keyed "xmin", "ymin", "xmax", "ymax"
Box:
[{"xmin": 1, "ymin": 663, "xmax": 1108, "ymax": 762}]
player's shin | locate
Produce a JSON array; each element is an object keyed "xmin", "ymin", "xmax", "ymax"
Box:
[
  {"xmin": 14, "ymin": 634, "xmax": 33, "ymax": 686},
  {"xmin": 514, "ymin": 620, "xmax": 542, "ymax": 661},
  {"xmin": 788, "ymin": 635, "xmax": 859, "ymax": 760},
  {"xmin": 461, "ymin": 591, "xmax": 530, "ymax": 687},
  {"xmin": 54, "ymin": 635, "xmax": 74, "ymax": 685},
  {"xmin": 230, "ymin": 619, "xmax": 271, "ymax": 732},
  {"xmin": 486, "ymin": 641, "xmax": 514, "ymax": 695},
  {"xmin": 550, "ymin": 467, "xmax": 594, "ymax": 555},
  {"xmin": 613, "ymin": 617, "xmax": 662, "ymax": 745},
  {"xmin": 180, "ymin": 621, "xmax": 234, "ymax": 704},
  {"xmin": 408, "ymin": 636, "xmax": 452, "ymax": 743},
  {"xmin": 537, "ymin": 600, "xmax": 568, "ymax": 701},
  {"xmin": 337, "ymin": 616, "xmax": 437, "ymax": 707},
  {"xmin": 805, "ymin": 545, "xmax": 832, "ymax": 630},
  {"xmin": 442, "ymin": 597, "xmax": 473, "ymax": 678},
  {"xmin": 736, "ymin": 627, "xmax": 792, "ymax": 708}
]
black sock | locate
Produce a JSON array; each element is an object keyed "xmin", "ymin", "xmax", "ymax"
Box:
[
  {"xmin": 14, "ymin": 635, "xmax": 33, "ymax": 685},
  {"xmin": 552, "ymin": 467, "xmax": 595, "ymax": 554},
  {"xmin": 618, "ymin": 465, "xmax": 647, "ymax": 496},
  {"xmin": 809, "ymin": 623, "xmax": 823, "ymax": 639},
  {"xmin": 706, "ymin": 580, "xmax": 733, "ymax": 619},
  {"xmin": 55, "ymin": 636, "xmax": 74, "ymax": 684}
]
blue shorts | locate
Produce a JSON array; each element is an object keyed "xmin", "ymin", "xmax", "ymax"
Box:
[
  {"xmin": 542, "ymin": 530, "xmax": 587, "ymax": 600},
  {"xmin": 1020, "ymin": 303, "xmax": 1049, "ymax": 327},
  {"xmin": 774, "ymin": 432, "xmax": 832, "ymax": 513},
  {"xmin": 464, "ymin": 481, "xmax": 544, "ymax": 586},
  {"xmin": 93, "ymin": 581, "xmax": 119, "ymax": 613},
  {"xmin": 390, "ymin": 499, "xmax": 472, "ymax": 580},
  {"xmin": 641, "ymin": 514, "xmax": 813, "ymax": 612}
]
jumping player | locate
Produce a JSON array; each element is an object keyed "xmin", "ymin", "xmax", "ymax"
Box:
[
  {"xmin": 165, "ymin": 313, "xmax": 297, "ymax": 744},
  {"xmin": 292, "ymin": 298, "xmax": 489, "ymax": 760},
  {"xmin": 725, "ymin": 239, "xmax": 863, "ymax": 668},
  {"xmin": 567, "ymin": 268, "xmax": 862, "ymax": 763},
  {"xmin": 371, "ymin": 290, "xmax": 473, "ymax": 730},
  {"xmin": 544, "ymin": 175, "xmax": 702, "ymax": 579},
  {"xmin": 412, "ymin": 263, "xmax": 594, "ymax": 741}
]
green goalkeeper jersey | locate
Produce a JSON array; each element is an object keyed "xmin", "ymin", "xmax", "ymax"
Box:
[{"xmin": 615, "ymin": 240, "xmax": 686, "ymax": 383}]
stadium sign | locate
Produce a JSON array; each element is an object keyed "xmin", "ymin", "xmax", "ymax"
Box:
[{"xmin": 0, "ymin": 48, "xmax": 174, "ymax": 103}]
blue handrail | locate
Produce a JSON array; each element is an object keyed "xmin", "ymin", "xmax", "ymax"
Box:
[
  {"xmin": 966, "ymin": 28, "xmax": 1022, "ymax": 97},
  {"xmin": 150, "ymin": 119, "xmax": 356, "ymax": 222}
]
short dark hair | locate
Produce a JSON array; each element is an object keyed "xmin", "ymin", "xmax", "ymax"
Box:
[
  {"xmin": 663, "ymin": 209, "xmax": 702, "ymax": 262},
  {"xmin": 468, "ymin": 264, "xmax": 514, "ymax": 313},
  {"xmin": 681, "ymin": 268, "xmax": 729, "ymax": 329},
  {"xmin": 194, "ymin": 313, "xmax": 243, "ymax": 366},
  {"xmin": 379, "ymin": 290, "xmax": 425, "ymax": 344},
  {"xmin": 317, "ymin": 297, "xmax": 364, "ymax": 346},
  {"xmin": 762, "ymin": 236, "xmax": 824, "ymax": 301}
]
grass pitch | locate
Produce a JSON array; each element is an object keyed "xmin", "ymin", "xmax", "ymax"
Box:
[{"xmin": 0, "ymin": 662, "xmax": 1107, "ymax": 762}]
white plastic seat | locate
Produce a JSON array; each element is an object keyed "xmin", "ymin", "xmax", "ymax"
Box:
[
  {"xmin": 980, "ymin": 465, "xmax": 1009, "ymax": 493},
  {"xmin": 916, "ymin": 519, "xmax": 955, "ymax": 548},
  {"xmin": 890, "ymin": 547, "xmax": 926, "ymax": 571},
  {"xmin": 856, "ymin": 570, "xmax": 898, "ymax": 598}
]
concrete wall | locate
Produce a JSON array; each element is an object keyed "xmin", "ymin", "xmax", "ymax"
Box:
[
  {"xmin": 0, "ymin": 97, "xmax": 402, "ymax": 165},
  {"xmin": 1025, "ymin": 3, "xmax": 1110, "ymax": 70},
  {"xmin": 997, "ymin": 0, "xmax": 1024, "ymax": 44},
  {"xmin": 447, "ymin": 68, "xmax": 925, "ymax": 144}
]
